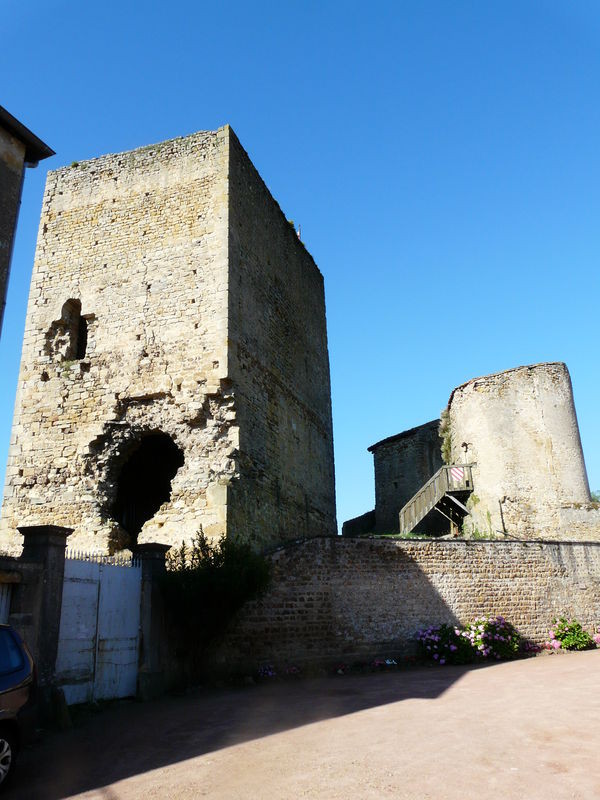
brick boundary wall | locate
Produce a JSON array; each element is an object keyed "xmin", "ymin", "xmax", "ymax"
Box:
[{"xmin": 206, "ymin": 537, "xmax": 600, "ymax": 672}]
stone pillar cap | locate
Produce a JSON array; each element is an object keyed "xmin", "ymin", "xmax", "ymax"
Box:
[
  {"xmin": 133, "ymin": 543, "xmax": 172, "ymax": 557},
  {"xmin": 18, "ymin": 525, "xmax": 74, "ymax": 540}
]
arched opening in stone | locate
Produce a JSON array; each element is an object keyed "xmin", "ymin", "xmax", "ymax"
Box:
[
  {"xmin": 45, "ymin": 298, "xmax": 89, "ymax": 360},
  {"xmin": 111, "ymin": 433, "xmax": 184, "ymax": 542}
]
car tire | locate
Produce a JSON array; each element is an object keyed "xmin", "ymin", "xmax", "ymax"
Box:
[{"xmin": 0, "ymin": 727, "xmax": 17, "ymax": 788}]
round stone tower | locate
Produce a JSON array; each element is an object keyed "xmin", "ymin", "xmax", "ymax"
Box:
[{"xmin": 447, "ymin": 362, "xmax": 593, "ymax": 540}]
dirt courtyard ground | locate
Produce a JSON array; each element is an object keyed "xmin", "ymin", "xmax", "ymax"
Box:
[{"xmin": 6, "ymin": 650, "xmax": 600, "ymax": 799}]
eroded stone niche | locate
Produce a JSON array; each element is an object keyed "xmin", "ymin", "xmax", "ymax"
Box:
[
  {"xmin": 81, "ymin": 387, "xmax": 238, "ymax": 553},
  {"xmin": 45, "ymin": 299, "xmax": 89, "ymax": 362},
  {"xmin": 111, "ymin": 432, "xmax": 184, "ymax": 546}
]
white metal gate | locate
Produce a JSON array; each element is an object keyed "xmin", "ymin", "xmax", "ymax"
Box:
[{"xmin": 55, "ymin": 553, "xmax": 142, "ymax": 705}]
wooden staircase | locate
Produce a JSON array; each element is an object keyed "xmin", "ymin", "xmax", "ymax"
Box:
[{"xmin": 399, "ymin": 465, "xmax": 474, "ymax": 535}]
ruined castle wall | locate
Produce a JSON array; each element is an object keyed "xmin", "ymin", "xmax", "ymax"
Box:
[
  {"xmin": 207, "ymin": 537, "xmax": 600, "ymax": 671},
  {"xmin": 447, "ymin": 362, "xmax": 599, "ymax": 540},
  {"xmin": 0, "ymin": 129, "xmax": 237, "ymax": 553},
  {"xmin": 0, "ymin": 127, "xmax": 27, "ymax": 333},
  {"xmin": 226, "ymin": 131, "xmax": 336, "ymax": 547},
  {"xmin": 371, "ymin": 421, "xmax": 443, "ymax": 533}
]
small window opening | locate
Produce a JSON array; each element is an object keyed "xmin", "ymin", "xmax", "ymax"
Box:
[
  {"xmin": 111, "ymin": 433, "xmax": 184, "ymax": 542},
  {"xmin": 59, "ymin": 299, "xmax": 85, "ymax": 359},
  {"xmin": 76, "ymin": 315, "xmax": 88, "ymax": 359},
  {"xmin": 45, "ymin": 299, "xmax": 89, "ymax": 361}
]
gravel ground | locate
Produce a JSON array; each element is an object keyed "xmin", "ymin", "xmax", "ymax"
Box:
[{"xmin": 6, "ymin": 650, "xmax": 600, "ymax": 799}]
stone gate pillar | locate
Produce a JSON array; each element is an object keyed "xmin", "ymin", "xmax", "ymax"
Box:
[
  {"xmin": 17, "ymin": 524, "xmax": 72, "ymax": 715},
  {"xmin": 134, "ymin": 543, "xmax": 170, "ymax": 700}
]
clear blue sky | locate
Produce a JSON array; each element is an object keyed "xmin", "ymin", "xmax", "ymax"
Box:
[{"xmin": 1, "ymin": 0, "xmax": 599, "ymax": 530}]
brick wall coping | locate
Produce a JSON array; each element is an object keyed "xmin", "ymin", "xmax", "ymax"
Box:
[{"xmin": 264, "ymin": 535, "xmax": 600, "ymax": 556}]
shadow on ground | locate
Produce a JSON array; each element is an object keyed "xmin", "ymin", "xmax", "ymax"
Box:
[{"xmin": 6, "ymin": 664, "xmax": 474, "ymax": 799}]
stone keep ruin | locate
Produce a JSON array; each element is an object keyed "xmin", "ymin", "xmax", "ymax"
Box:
[
  {"xmin": 344, "ymin": 362, "xmax": 600, "ymax": 541},
  {"xmin": 0, "ymin": 127, "xmax": 336, "ymax": 554}
]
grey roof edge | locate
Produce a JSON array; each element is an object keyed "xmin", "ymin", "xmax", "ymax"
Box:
[
  {"xmin": 0, "ymin": 105, "xmax": 55, "ymax": 163},
  {"xmin": 368, "ymin": 419, "xmax": 440, "ymax": 452}
]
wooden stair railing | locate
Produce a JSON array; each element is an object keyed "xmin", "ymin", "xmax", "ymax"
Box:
[{"xmin": 399, "ymin": 464, "xmax": 474, "ymax": 534}]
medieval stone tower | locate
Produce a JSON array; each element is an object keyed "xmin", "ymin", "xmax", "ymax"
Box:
[
  {"xmin": 0, "ymin": 126, "xmax": 337, "ymax": 553},
  {"xmin": 447, "ymin": 362, "xmax": 597, "ymax": 540}
]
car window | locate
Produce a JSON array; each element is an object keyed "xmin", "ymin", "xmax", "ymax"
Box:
[{"xmin": 0, "ymin": 629, "xmax": 24, "ymax": 675}]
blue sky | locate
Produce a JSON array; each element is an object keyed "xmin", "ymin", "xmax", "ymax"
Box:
[{"xmin": 1, "ymin": 0, "xmax": 599, "ymax": 529}]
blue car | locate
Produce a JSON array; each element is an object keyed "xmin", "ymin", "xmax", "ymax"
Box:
[{"xmin": 0, "ymin": 625, "xmax": 36, "ymax": 787}]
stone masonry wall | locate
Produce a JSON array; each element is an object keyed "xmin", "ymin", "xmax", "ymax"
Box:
[
  {"xmin": 0, "ymin": 129, "xmax": 234, "ymax": 553},
  {"xmin": 370, "ymin": 420, "xmax": 443, "ymax": 533},
  {"xmin": 1, "ymin": 126, "xmax": 337, "ymax": 554},
  {"xmin": 226, "ymin": 130, "xmax": 336, "ymax": 545},
  {"xmin": 0, "ymin": 126, "xmax": 26, "ymax": 333},
  {"xmin": 208, "ymin": 537, "xmax": 600, "ymax": 671},
  {"xmin": 447, "ymin": 362, "xmax": 600, "ymax": 540}
]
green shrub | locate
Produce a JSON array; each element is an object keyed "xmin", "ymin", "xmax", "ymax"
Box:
[
  {"xmin": 417, "ymin": 616, "xmax": 522, "ymax": 664},
  {"xmin": 416, "ymin": 623, "xmax": 475, "ymax": 665},
  {"xmin": 161, "ymin": 530, "xmax": 271, "ymax": 668},
  {"xmin": 550, "ymin": 617, "xmax": 594, "ymax": 651},
  {"xmin": 464, "ymin": 616, "xmax": 521, "ymax": 659},
  {"xmin": 439, "ymin": 409, "xmax": 452, "ymax": 464}
]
